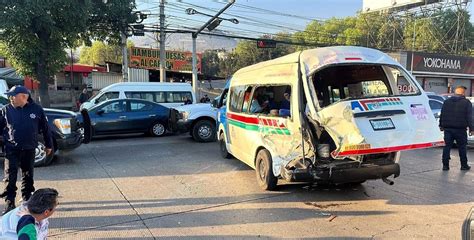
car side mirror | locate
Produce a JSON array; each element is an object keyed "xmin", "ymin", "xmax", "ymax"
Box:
[
  {"xmin": 211, "ymin": 99, "xmax": 218, "ymax": 108},
  {"xmin": 97, "ymin": 109, "xmax": 105, "ymax": 115}
]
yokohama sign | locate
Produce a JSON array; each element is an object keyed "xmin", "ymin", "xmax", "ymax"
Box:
[{"xmin": 408, "ymin": 51, "xmax": 474, "ymax": 75}]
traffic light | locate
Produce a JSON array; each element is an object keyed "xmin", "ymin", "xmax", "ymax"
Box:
[{"xmin": 257, "ymin": 39, "xmax": 276, "ymax": 48}]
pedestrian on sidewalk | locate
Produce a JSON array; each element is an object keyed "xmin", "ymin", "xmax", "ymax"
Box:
[
  {"xmin": 0, "ymin": 188, "xmax": 59, "ymax": 240},
  {"xmin": 77, "ymin": 88, "xmax": 89, "ymax": 108},
  {"xmin": 0, "ymin": 86, "xmax": 53, "ymax": 215},
  {"xmin": 439, "ymin": 85, "xmax": 473, "ymax": 171},
  {"xmin": 200, "ymin": 94, "xmax": 210, "ymax": 103}
]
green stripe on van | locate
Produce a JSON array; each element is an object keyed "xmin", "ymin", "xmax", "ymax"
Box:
[{"xmin": 228, "ymin": 119, "xmax": 290, "ymax": 135}]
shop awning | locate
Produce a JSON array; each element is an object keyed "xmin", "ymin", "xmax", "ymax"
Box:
[{"xmin": 0, "ymin": 68, "xmax": 24, "ymax": 85}]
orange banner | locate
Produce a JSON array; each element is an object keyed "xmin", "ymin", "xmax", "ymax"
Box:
[{"xmin": 129, "ymin": 47, "xmax": 202, "ymax": 73}]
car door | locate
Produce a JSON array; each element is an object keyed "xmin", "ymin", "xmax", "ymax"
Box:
[
  {"xmin": 92, "ymin": 100, "xmax": 128, "ymax": 134},
  {"xmin": 126, "ymin": 100, "xmax": 158, "ymax": 132}
]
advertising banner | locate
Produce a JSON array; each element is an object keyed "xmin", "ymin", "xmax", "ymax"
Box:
[
  {"xmin": 407, "ymin": 51, "xmax": 474, "ymax": 75},
  {"xmin": 130, "ymin": 47, "xmax": 202, "ymax": 73}
]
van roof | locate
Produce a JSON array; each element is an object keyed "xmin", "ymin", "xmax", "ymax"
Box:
[
  {"xmin": 233, "ymin": 46, "xmax": 401, "ymax": 77},
  {"xmin": 101, "ymin": 82, "xmax": 192, "ymax": 91}
]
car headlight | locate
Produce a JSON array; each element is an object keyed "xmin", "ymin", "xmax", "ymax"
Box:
[
  {"xmin": 53, "ymin": 118, "xmax": 72, "ymax": 134},
  {"xmin": 179, "ymin": 111, "xmax": 189, "ymax": 121}
]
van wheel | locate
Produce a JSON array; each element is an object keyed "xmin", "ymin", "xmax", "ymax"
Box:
[
  {"xmin": 219, "ymin": 132, "xmax": 232, "ymax": 159},
  {"xmin": 255, "ymin": 149, "xmax": 277, "ymax": 191},
  {"xmin": 192, "ymin": 120, "xmax": 216, "ymax": 142},
  {"xmin": 35, "ymin": 141, "xmax": 55, "ymax": 167},
  {"xmin": 150, "ymin": 122, "xmax": 166, "ymax": 137}
]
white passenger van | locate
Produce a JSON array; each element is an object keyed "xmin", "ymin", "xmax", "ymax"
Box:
[
  {"xmin": 80, "ymin": 82, "xmax": 195, "ymax": 110},
  {"xmin": 216, "ymin": 46, "xmax": 443, "ymax": 190}
]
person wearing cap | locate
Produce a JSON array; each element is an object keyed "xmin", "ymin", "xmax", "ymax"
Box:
[
  {"xmin": 0, "ymin": 86, "xmax": 53, "ymax": 215},
  {"xmin": 439, "ymin": 85, "xmax": 473, "ymax": 171}
]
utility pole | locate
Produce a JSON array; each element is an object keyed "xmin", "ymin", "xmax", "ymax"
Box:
[
  {"xmin": 191, "ymin": 0, "xmax": 235, "ymax": 99},
  {"xmin": 159, "ymin": 0, "xmax": 166, "ymax": 82},
  {"xmin": 121, "ymin": 32, "xmax": 129, "ymax": 82}
]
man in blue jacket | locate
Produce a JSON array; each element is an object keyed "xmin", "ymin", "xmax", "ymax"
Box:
[
  {"xmin": 0, "ymin": 86, "xmax": 53, "ymax": 215},
  {"xmin": 439, "ymin": 85, "xmax": 473, "ymax": 171}
]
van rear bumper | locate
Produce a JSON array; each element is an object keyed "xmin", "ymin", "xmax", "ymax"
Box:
[{"xmin": 281, "ymin": 163, "xmax": 400, "ymax": 183}]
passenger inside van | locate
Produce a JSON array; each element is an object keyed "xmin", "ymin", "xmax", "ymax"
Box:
[
  {"xmin": 250, "ymin": 88, "xmax": 269, "ymax": 113},
  {"xmin": 279, "ymin": 92, "xmax": 291, "ymax": 117}
]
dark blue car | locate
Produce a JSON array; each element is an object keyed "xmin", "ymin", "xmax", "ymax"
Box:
[{"xmin": 89, "ymin": 98, "xmax": 170, "ymax": 137}]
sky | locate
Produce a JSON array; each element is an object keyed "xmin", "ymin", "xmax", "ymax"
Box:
[{"xmin": 135, "ymin": 0, "xmax": 473, "ymax": 42}]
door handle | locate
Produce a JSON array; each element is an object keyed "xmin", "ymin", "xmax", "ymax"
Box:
[
  {"xmin": 119, "ymin": 116, "xmax": 127, "ymax": 119},
  {"xmin": 149, "ymin": 114, "xmax": 156, "ymax": 117}
]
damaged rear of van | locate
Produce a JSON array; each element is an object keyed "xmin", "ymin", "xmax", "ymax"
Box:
[{"xmin": 217, "ymin": 46, "xmax": 443, "ymax": 190}]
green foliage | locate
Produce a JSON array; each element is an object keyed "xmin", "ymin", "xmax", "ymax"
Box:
[
  {"xmin": 202, "ymin": 50, "xmax": 221, "ymax": 77},
  {"xmin": 84, "ymin": 0, "xmax": 138, "ymax": 45},
  {"xmin": 0, "ymin": 0, "xmax": 136, "ymax": 106},
  {"xmin": 79, "ymin": 40, "xmax": 134, "ymax": 65}
]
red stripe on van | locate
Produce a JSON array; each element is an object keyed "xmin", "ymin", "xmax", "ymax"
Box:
[
  {"xmin": 345, "ymin": 57, "xmax": 362, "ymax": 61},
  {"xmin": 334, "ymin": 141, "xmax": 444, "ymax": 157},
  {"xmin": 227, "ymin": 113, "xmax": 259, "ymax": 125},
  {"xmin": 227, "ymin": 113, "xmax": 288, "ymax": 128}
]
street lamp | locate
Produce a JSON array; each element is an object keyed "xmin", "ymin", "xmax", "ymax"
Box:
[{"xmin": 186, "ymin": 0, "xmax": 238, "ymax": 98}]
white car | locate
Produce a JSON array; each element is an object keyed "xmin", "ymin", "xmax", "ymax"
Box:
[{"xmin": 169, "ymin": 103, "xmax": 218, "ymax": 142}]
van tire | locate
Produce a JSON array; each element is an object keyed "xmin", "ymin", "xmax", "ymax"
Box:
[
  {"xmin": 219, "ymin": 132, "xmax": 232, "ymax": 159},
  {"xmin": 192, "ymin": 120, "xmax": 216, "ymax": 142},
  {"xmin": 150, "ymin": 122, "xmax": 166, "ymax": 137},
  {"xmin": 255, "ymin": 149, "xmax": 277, "ymax": 191}
]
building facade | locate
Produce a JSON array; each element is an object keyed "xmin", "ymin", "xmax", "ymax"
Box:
[{"xmin": 390, "ymin": 51, "xmax": 474, "ymax": 96}]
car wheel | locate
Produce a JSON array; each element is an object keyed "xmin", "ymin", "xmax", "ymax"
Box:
[
  {"xmin": 35, "ymin": 141, "xmax": 54, "ymax": 167},
  {"xmin": 219, "ymin": 132, "xmax": 232, "ymax": 159},
  {"xmin": 255, "ymin": 149, "xmax": 278, "ymax": 191},
  {"xmin": 150, "ymin": 122, "xmax": 166, "ymax": 137},
  {"xmin": 192, "ymin": 120, "xmax": 216, "ymax": 142}
]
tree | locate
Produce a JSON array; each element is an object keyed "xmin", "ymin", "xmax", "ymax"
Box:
[
  {"xmin": 0, "ymin": 0, "xmax": 136, "ymax": 107},
  {"xmin": 201, "ymin": 50, "xmax": 221, "ymax": 77},
  {"xmin": 0, "ymin": 0, "xmax": 91, "ymax": 106},
  {"xmin": 79, "ymin": 40, "xmax": 134, "ymax": 66}
]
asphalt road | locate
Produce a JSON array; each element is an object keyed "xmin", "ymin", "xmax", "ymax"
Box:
[{"xmin": 1, "ymin": 134, "xmax": 473, "ymax": 239}]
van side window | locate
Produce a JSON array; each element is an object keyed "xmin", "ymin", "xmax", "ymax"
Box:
[
  {"xmin": 229, "ymin": 86, "xmax": 246, "ymax": 113},
  {"xmin": 97, "ymin": 92, "xmax": 119, "ymax": 104},
  {"xmin": 166, "ymin": 92, "xmax": 193, "ymax": 103},
  {"xmin": 155, "ymin": 92, "xmax": 166, "ymax": 103},
  {"xmin": 248, "ymin": 85, "xmax": 291, "ymax": 118},
  {"xmin": 125, "ymin": 92, "xmax": 154, "ymax": 102}
]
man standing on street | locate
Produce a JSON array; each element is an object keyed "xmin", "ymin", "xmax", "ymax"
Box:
[
  {"xmin": 439, "ymin": 85, "xmax": 472, "ymax": 171},
  {"xmin": 0, "ymin": 86, "xmax": 53, "ymax": 215},
  {"xmin": 78, "ymin": 88, "xmax": 89, "ymax": 107}
]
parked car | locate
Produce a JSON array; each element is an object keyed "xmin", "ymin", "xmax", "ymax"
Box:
[
  {"xmin": 81, "ymin": 82, "xmax": 195, "ymax": 110},
  {"xmin": 429, "ymin": 98, "xmax": 444, "ymax": 117},
  {"xmin": 169, "ymin": 103, "xmax": 218, "ymax": 142},
  {"xmin": 88, "ymin": 98, "xmax": 170, "ymax": 137},
  {"xmin": 0, "ymin": 96, "xmax": 92, "ymax": 167},
  {"xmin": 436, "ymin": 98, "xmax": 474, "ymax": 146},
  {"xmin": 426, "ymin": 92, "xmax": 448, "ymax": 102},
  {"xmin": 169, "ymin": 82, "xmax": 231, "ymax": 142}
]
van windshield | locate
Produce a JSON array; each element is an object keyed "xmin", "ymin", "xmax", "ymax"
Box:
[
  {"xmin": 310, "ymin": 64, "xmax": 420, "ymax": 108},
  {"xmin": 96, "ymin": 91, "xmax": 119, "ymax": 104}
]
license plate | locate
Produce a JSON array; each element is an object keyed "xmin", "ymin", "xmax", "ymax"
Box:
[{"xmin": 370, "ymin": 118, "xmax": 395, "ymax": 131}]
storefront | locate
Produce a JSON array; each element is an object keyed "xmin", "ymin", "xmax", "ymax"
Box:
[{"xmin": 389, "ymin": 51, "xmax": 474, "ymax": 96}]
